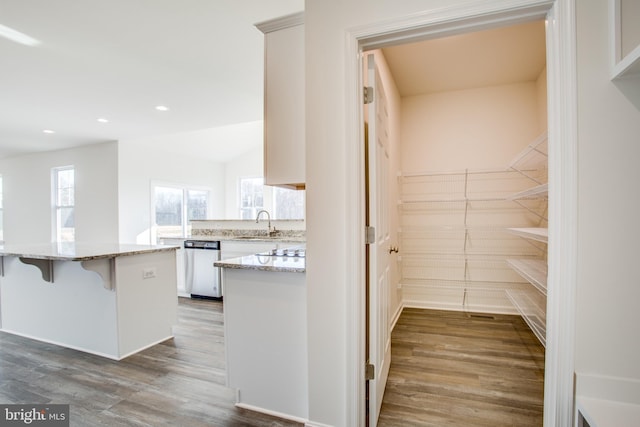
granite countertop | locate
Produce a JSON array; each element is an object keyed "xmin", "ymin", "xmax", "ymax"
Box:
[
  {"xmin": 215, "ymin": 254, "xmax": 305, "ymax": 273},
  {"xmin": 194, "ymin": 228, "xmax": 305, "ymax": 242},
  {"xmin": 159, "ymin": 230, "xmax": 306, "ymax": 243},
  {"xmin": 0, "ymin": 242, "xmax": 179, "ymax": 261}
]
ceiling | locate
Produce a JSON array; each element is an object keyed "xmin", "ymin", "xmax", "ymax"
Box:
[
  {"xmin": 0, "ymin": 0, "xmax": 303, "ymax": 161},
  {"xmin": 382, "ymin": 20, "xmax": 546, "ymax": 97},
  {"xmin": 0, "ymin": 4, "xmax": 545, "ymax": 163}
]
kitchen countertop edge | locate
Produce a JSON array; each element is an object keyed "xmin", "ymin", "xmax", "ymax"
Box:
[
  {"xmin": 0, "ymin": 243, "xmax": 179, "ymax": 261},
  {"xmin": 215, "ymin": 255, "xmax": 305, "ymax": 273}
]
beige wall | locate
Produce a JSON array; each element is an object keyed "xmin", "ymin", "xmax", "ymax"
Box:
[
  {"xmin": 401, "ymin": 82, "xmax": 542, "ymax": 172},
  {"xmin": 536, "ymin": 67, "xmax": 548, "ymax": 133}
]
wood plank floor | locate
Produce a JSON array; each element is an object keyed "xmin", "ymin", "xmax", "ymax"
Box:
[
  {"xmin": 0, "ymin": 297, "xmax": 303, "ymax": 427},
  {"xmin": 377, "ymin": 308, "xmax": 545, "ymax": 427},
  {"xmin": 0, "ymin": 299, "xmax": 544, "ymax": 426}
]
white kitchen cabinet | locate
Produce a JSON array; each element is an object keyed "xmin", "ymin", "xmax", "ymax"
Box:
[
  {"xmin": 256, "ymin": 12, "xmax": 305, "ymax": 189},
  {"xmin": 159, "ymin": 237, "xmax": 188, "ymax": 297},
  {"xmin": 222, "ymin": 267, "xmax": 307, "ymax": 420}
]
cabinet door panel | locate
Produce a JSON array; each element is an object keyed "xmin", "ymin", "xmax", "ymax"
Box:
[{"xmin": 263, "ymin": 22, "xmax": 305, "ymax": 188}]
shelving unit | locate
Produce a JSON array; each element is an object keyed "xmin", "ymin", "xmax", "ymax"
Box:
[
  {"xmin": 398, "ymin": 134, "xmax": 549, "ymax": 315},
  {"xmin": 504, "ymin": 132, "xmax": 548, "ymax": 346},
  {"xmin": 506, "ymin": 259, "xmax": 547, "ymax": 295},
  {"xmin": 507, "ymin": 227, "xmax": 548, "ymax": 243},
  {"xmin": 506, "ymin": 290, "xmax": 547, "ymax": 346}
]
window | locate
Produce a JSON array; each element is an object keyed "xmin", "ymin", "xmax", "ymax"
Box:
[
  {"xmin": 239, "ymin": 177, "xmax": 265, "ymax": 219},
  {"xmin": 239, "ymin": 177, "xmax": 305, "ymax": 220},
  {"xmin": 154, "ymin": 185, "xmax": 210, "ymax": 237},
  {"xmin": 273, "ymin": 186, "xmax": 305, "ymax": 219},
  {"xmin": 53, "ymin": 166, "xmax": 75, "ymax": 242}
]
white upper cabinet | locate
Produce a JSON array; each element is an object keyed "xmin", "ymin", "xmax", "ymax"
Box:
[{"xmin": 256, "ymin": 13, "xmax": 305, "ymax": 190}]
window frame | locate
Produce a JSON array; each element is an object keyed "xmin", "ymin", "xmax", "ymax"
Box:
[
  {"xmin": 52, "ymin": 165, "xmax": 75, "ymax": 242},
  {"xmin": 238, "ymin": 176, "xmax": 305, "ymax": 220},
  {"xmin": 152, "ymin": 182, "xmax": 212, "ymax": 239},
  {"xmin": 238, "ymin": 176, "xmax": 266, "ymax": 220}
]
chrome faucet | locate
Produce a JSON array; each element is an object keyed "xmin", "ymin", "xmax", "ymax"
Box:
[{"xmin": 255, "ymin": 209, "xmax": 275, "ymax": 234}]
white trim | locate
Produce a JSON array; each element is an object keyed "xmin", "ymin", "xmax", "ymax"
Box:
[
  {"xmin": 344, "ymin": 35, "xmax": 366, "ymax": 427},
  {"xmin": 345, "ymin": 1, "xmax": 578, "ymax": 426},
  {"xmin": 575, "ymin": 373, "xmax": 640, "ymax": 405},
  {"xmin": 576, "ymin": 397, "xmax": 640, "ymax": 427},
  {"xmin": 234, "ymin": 402, "xmax": 308, "ymax": 425},
  {"xmin": 544, "ymin": 1, "xmax": 578, "ymax": 426},
  {"xmin": 0, "ymin": 328, "xmax": 173, "ymax": 361},
  {"xmin": 354, "ymin": 0, "xmax": 553, "ymax": 50},
  {"xmin": 389, "ymin": 302, "xmax": 404, "ymax": 332},
  {"xmin": 304, "ymin": 421, "xmax": 335, "ymax": 427},
  {"xmin": 255, "ymin": 12, "xmax": 304, "ymax": 34},
  {"xmin": 403, "ymin": 301, "xmax": 520, "ymax": 316}
]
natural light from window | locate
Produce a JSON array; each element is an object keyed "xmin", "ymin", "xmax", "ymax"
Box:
[
  {"xmin": 53, "ymin": 166, "xmax": 75, "ymax": 242},
  {"xmin": 239, "ymin": 177, "xmax": 305, "ymax": 220},
  {"xmin": 154, "ymin": 185, "xmax": 210, "ymax": 237}
]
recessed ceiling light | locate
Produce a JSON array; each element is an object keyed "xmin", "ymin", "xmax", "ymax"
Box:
[
  {"xmin": 155, "ymin": 105, "xmax": 169, "ymax": 111},
  {"xmin": 43, "ymin": 129, "xmax": 55, "ymax": 134},
  {"xmin": 97, "ymin": 118, "xmax": 109, "ymax": 123},
  {"xmin": 0, "ymin": 24, "xmax": 40, "ymax": 46}
]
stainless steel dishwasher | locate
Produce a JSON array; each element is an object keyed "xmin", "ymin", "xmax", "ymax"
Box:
[{"xmin": 184, "ymin": 240, "xmax": 222, "ymax": 299}]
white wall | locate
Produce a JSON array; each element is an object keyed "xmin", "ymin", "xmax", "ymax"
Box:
[
  {"xmin": 117, "ymin": 141, "xmax": 225, "ymax": 244},
  {"xmin": 305, "ymin": 2, "xmax": 456, "ymax": 425},
  {"xmin": 401, "ymin": 82, "xmax": 541, "ymax": 172},
  {"xmin": 306, "ymin": 0, "xmax": 640, "ymax": 425},
  {"xmin": 224, "ymin": 145, "xmax": 263, "ymax": 219},
  {"xmin": 575, "ymin": 0, "xmax": 640, "ymax": 401},
  {"xmin": 0, "ymin": 142, "xmax": 119, "ymax": 244}
]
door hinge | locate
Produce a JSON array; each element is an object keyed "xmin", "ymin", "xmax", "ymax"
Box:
[
  {"xmin": 365, "ymin": 226, "xmax": 376, "ymax": 244},
  {"xmin": 365, "ymin": 363, "xmax": 375, "ymax": 380},
  {"xmin": 364, "ymin": 86, "xmax": 374, "ymax": 104}
]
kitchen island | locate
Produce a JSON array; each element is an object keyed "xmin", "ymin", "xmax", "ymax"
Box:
[
  {"xmin": 0, "ymin": 242, "xmax": 179, "ymax": 360},
  {"xmin": 215, "ymin": 254, "xmax": 307, "ymax": 422}
]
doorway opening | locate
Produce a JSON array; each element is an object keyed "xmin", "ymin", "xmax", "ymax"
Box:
[{"xmin": 363, "ymin": 14, "xmax": 552, "ymax": 427}]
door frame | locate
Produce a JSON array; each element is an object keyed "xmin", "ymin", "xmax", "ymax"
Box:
[{"xmin": 343, "ymin": 0, "xmax": 578, "ymax": 425}]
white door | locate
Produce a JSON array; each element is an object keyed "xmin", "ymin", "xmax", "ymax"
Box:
[{"xmin": 366, "ymin": 53, "xmax": 391, "ymax": 426}]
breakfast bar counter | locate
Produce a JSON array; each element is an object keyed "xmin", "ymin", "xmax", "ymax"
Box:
[{"xmin": 0, "ymin": 242, "xmax": 179, "ymax": 360}]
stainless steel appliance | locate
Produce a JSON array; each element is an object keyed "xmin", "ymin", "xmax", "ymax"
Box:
[{"xmin": 184, "ymin": 240, "xmax": 222, "ymax": 299}]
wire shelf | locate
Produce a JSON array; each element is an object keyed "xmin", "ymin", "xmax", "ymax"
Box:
[{"xmin": 398, "ymin": 132, "xmax": 548, "ymax": 334}]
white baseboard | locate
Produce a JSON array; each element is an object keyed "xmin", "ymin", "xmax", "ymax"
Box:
[
  {"xmin": 575, "ymin": 372, "xmax": 640, "ymax": 405},
  {"xmin": 234, "ymin": 402, "xmax": 308, "ymax": 425},
  {"xmin": 390, "ymin": 302, "xmax": 403, "ymax": 331},
  {"xmin": 403, "ymin": 300, "xmax": 519, "ymax": 316},
  {"xmin": 305, "ymin": 421, "xmax": 335, "ymax": 427}
]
